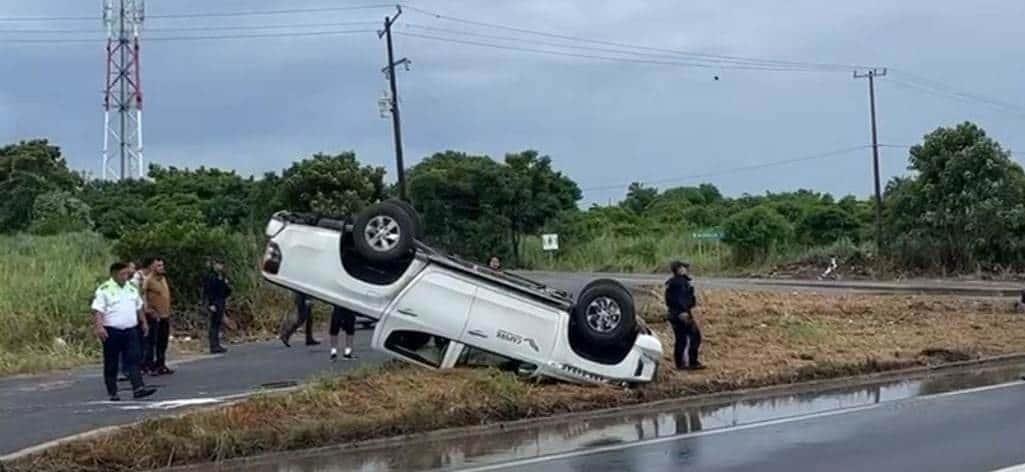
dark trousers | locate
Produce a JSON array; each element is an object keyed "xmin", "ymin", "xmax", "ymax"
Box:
[
  {"xmin": 103, "ymin": 327, "xmax": 144, "ymax": 396},
  {"xmin": 285, "ymin": 298, "xmax": 316, "ymax": 342},
  {"xmin": 144, "ymin": 318, "xmax": 171, "ymax": 369},
  {"xmin": 120, "ymin": 327, "xmax": 142, "ymax": 376},
  {"xmin": 208, "ymin": 302, "xmax": 226, "ymax": 349},
  {"xmin": 669, "ymin": 314, "xmax": 702, "ymax": 368}
]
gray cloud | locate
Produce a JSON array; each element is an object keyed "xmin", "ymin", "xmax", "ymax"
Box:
[{"xmin": 3, "ymin": 0, "xmax": 1024, "ymax": 203}]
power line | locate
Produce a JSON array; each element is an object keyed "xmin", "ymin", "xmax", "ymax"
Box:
[
  {"xmin": 884, "ymin": 71, "xmax": 1025, "ymax": 118},
  {"xmin": 0, "ymin": 21, "xmax": 380, "ymax": 34},
  {"xmin": 148, "ymin": 4, "xmax": 395, "ymax": 19},
  {"xmin": 395, "ymin": 31, "xmax": 823, "ymax": 72},
  {"xmin": 400, "ymin": 4, "xmax": 877, "ymax": 72},
  {"xmin": 580, "ymin": 145, "xmax": 872, "ymax": 193},
  {"xmin": 3, "ymin": 29, "xmax": 377, "ymax": 44},
  {"xmin": 401, "ymin": 23, "xmax": 840, "ymax": 71},
  {"xmin": 0, "ymin": 4, "xmax": 395, "ymax": 22}
]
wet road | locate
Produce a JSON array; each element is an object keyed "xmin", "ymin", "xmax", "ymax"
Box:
[
  {"xmin": 0, "ymin": 330, "xmax": 385, "ymax": 458},
  {"xmin": 488, "ymin": 382, "xmax": 1025, "ymax": 472},
  {"xmin": 181, "ymin": 362, "xmax": 1025, "ymax": 472}
]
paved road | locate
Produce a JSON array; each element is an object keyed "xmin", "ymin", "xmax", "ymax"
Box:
[
  {"xmin": 0, "ymin": 271, "xmax": 1020, "ymax": 459},
  {"xmin": 0, "ymin": 330, "xmax": 385, "ymax": 457},
  {"xmin": 484, "ymin": 382, "xmax": 1025, "ymax": 472}
]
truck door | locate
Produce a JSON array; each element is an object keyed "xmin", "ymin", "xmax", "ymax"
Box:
[
  {"xmin": 461, "ymin": 285, "xmax": 561, "ymax": 367},
  {"xmin": 374, "ymin": 269, "xmax": 477, "ymax": 368}
]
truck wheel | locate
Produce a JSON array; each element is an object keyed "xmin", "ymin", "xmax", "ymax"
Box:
[
  {"xmin": 353, "ymin": 201, "xmax": 416, "ymax": 263},
  {"xmin": 571, "ymin": 279, "xmax": 636, "ymax": 348},
  {"xmin": 385, "ymin": 198, "xmax": 425, "ymax": 240}
]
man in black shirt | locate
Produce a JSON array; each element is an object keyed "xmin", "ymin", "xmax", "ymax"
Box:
[
  {"xmin": 202, "ymin": 258, "xmax": 233, "ymax": 354},
  {"xmin": 665, "ymin": 260, "xmax": 705, "ymax": 370}
]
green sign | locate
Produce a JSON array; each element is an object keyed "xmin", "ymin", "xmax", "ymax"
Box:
[{"xmin": 690, "ymin": 229, "xmax": 723, "ymax": 241}]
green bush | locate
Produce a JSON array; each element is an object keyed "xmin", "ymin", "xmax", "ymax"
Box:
[
  {"xmin": 723, "ymin": 205, "xmax": 794, "ymax": 264},
  {"xmin": 29, "ymin": 190, "xmax": 94, "ymax": 235},
  {"xmin": 114, "ymin": 221, "xmax": 261, "ymax": 325}
]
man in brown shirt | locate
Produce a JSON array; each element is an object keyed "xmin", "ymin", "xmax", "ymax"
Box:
[{"xmin": 143, "ymin": 258, "xmax": 175, "ymax": 376}]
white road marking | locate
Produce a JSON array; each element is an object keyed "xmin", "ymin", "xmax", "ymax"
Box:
[{"xmin": 456, "ymin": 380, "xmax": 1025, "ymax": 472}]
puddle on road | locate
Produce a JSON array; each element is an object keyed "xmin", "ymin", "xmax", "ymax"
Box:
[{"xmin": 194, "ymin": 363, "xmax": 1025, "ymax": 472}]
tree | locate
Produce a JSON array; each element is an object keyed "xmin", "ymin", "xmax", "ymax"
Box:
[
  {"xmin": 884, "ymin": 122, "xmax": 1025, "ymax": 271},
  {"xmin": 796, "ymin": 206, "xmax": 860, "ymax": 245},
  {"xmin": 28, "ymin": 191, "xmax": 94, "ymax": 235},
  {"xmin": 723, "ymin": 205, "xmax": 793, "ymax": 263},
  {"xmin": 502, "ymin": 151, "xmax": 581, "ymax": 265},
  {"xmin": 621, "ymin": 182, "xmax": 658, "ymax": 214},
  {"xmin": 408, "ymin": 151, "xmax": 512, "ymax": 261},
  {"xmin": 278, "ymin": 152, "xmax": 386, "ymax": 216},
  {"xmin": 0, "ymin": 140, "xmax": 82, "ymax": 233}
]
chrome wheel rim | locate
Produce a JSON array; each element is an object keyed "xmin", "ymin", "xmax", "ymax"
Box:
[
  {"xmin": 585, "ymin": 297, "xmax": 622, "ymax": 333},
  {"xmin": 364, "ymin": 215, "xmax": 401, "ymax": 252}
]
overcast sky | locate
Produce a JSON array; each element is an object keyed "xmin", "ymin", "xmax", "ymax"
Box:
[{"xmin": 2, "ymin": 0, "xmax": 1024, "ymax": 204}]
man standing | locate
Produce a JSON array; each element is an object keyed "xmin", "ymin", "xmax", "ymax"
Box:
[
  {"xmin": 91, "ymin": 262, "xmax": 156, "ymax": 401},
  {"xmin": 665, "ymin": 261, "xmax": 705, "ymax": 371},
  {"xmin": 280, "ymin": 291, "xmax": 320, "ymax": 347},
  {"xmin": 328, "ymin": 305, "xmax": 358, "ymax": 361},
  {"xmin": 143, "ymin": 257, "xmax": 175, "ymax": 376},
  {"xmin": 202, "ymin": 258, "xmax": 232, "ymax": 354}
]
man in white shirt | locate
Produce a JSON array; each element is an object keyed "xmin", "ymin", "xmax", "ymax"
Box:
[{"xmin": 91, "ymin": 262, "xmax": 157, "ymax": 401}]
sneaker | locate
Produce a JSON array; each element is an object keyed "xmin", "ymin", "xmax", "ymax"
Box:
[
  {"xmin": 279, "ymin": 333, "xmax": 292, "ymax": 348},
  {"xmin": 154, "ymin": 366, "xmax": 175, "ymax": 376},
  {"xmin": 330, "ymin": 348, "xmax": 338, "ymax": 362},
  {"xmin": 118, "ymin": 374, "xmax": 129, "ymax": 382},
  {"xmin": 306, "ymin": 339, "xmax": 321, "ymax": 346},
  {"xmin": 109, "ymin": 395, "xmax": 121, "ymax": 402},
  {"xmin": 133, "ymin": 387, "xmax": 157, "ymax": 399},
  {"xmin": 210, "ymin": 346, "xmax": 227, "ymax": 354},
  {"xmin": 343, "ymin": 348, "xmax": 356, "ymax": 360},
  {"xmin": 687, "ymin": 363, "xmax": 707, "ymax": 371}
]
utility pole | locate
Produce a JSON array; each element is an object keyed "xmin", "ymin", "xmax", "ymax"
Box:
[
  {"xmin": 854, "ymin": 67, "xmax": 887, "ymax": 255},
  {"xmin": 379, "ymin": 6, "xmax": 411, "ymax": 201},
  {"xmin": 102, "ymin": 0, "xmax": 145, "ymax": 180}
]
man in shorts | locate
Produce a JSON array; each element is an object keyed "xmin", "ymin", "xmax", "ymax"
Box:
[{"xmin": 329, "ymin": 305, "xmax": 358, "ymax": 361}]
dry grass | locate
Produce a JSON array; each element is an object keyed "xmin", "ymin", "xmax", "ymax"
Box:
[{"xmin": 9, "ymin": 289, "xmax": 1025, "ymax": 472}]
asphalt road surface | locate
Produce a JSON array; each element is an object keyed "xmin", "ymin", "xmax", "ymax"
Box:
[
  {"xmin": 0, "ymin": 330, "xmax": 386, "ymax": 457},
  {"xmin": 0, "ymin": 272, "xmax": 1020, "ymax": 459},
  {"xmin": 479, "ymin": 382, "xmax": 1025, "ymax": 472}
]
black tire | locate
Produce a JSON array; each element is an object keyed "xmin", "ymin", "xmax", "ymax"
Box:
[
  {"xmin": 385, "ymin": 198, "xmax": 425, "ymax": 240},
  {"xmin": 571, "ymin": 279, "xmax": 636, "ymax": 348},
  {"xmin": 353, "ymin": 201, "xmax": 416, "ymax": 263}
]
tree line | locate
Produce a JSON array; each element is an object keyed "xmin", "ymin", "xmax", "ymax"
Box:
[{"xmin": 1, "ymin": 120, "xmax": 1022, "ymax": 309}]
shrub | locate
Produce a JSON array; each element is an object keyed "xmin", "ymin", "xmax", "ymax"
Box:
[{"xmin": 723, "ymin": 205, "xmax": 793, "ymax": 264}]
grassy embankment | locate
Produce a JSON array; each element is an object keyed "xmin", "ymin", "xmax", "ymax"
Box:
[
  {"xmin": 519, "ymin": 234, "xmax": 872, "ymax": 277},
  {"xmin": 10, "ymin": 288, "xmax": 1025, "ymax": 471},
  {"xmin": 0, "ymin": 233, "xmax": 291, "ymax": 376}
]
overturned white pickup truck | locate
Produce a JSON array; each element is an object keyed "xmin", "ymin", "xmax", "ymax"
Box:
[{"xmin": 261, "ymin": 200, "xmax": 662, "ymax": 386}]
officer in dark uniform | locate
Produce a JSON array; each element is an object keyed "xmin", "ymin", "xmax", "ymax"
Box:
[
  {"xmin": 665, "ymin": 261, "xmax": 705, "ymax": 370},
  {"xmin": 202, "ymin": 258, "xmax": 233, "ymax": 354}
]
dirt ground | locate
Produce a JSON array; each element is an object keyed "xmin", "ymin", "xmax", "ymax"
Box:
[{"xmin": 10, "ymin": 289, "xmax": 1025, "ymax": 472}]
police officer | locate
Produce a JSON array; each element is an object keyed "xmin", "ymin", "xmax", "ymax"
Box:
[
  {"xmin": 91, "ymin": 262, "xmax": 157, "ymax": 401},
  {"xmin": 665, "ymin": 261, "xmax": 705, "ymax": 371},
  {"xmin": 202, "ymin": 258, "xmax": 232, "ymax": 354}
]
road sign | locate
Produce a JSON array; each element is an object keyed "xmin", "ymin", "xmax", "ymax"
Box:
[
  {"xmin": 690, "ymin": 229, "xmax": 723, "ymax": 241},
  {"xmin": 542, "ymin": 234, "xmax": 559, "ymax": 251}
]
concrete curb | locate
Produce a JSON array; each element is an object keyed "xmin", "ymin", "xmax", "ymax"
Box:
[{"xmin": 28, "ymin": 352, "xmax": 1020, "ymax": 472}]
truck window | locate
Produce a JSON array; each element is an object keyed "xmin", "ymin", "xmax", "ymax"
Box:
[
  {"xmin": 384, "ymin": 330, "xmax": 450, "ymax": 367},
  {"xmin": 455, "ymin": 345, "xmax": 536, "ymax": 374}
]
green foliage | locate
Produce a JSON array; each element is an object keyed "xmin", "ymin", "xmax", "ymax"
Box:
[
  {"xmin": 0, "ymin": 232, "xmax": 111, "ymax": 374},
  {"xmin": 0, "ymin": 140, "xmax": 82, "ymax": 233},
  {"xmin": 278, "ymin": 152, "xmax": 386, "ymax": 216},
  {"xmin": 723, "ymin": 205, "xmax": 794, "ymax": 263},
  {"xmin": 409, "ymin": 150, "xmax": 579, "ymax": 265},
  {"xmin": 29, "ymin": 190, "xmax": 94, "ymax": 235},
  {"xmin": 884, "ymin": 122, "xmax": 1025, "ymax": 272},
  {"xmin": 114, "ymin": 221, "xmax": 260, "ymax": 317},
  {"xmin": 622, "ymin": 182, "xmax": 659, "ymax": 214},
  {"xmin": 797, "ymin": 205, "xmax": 860, "ymax": 246}
]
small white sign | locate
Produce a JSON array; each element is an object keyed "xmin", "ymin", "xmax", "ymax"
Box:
[{"xmin": 542, "ymin": 234, "xmax": 559, "ymax": 251}]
